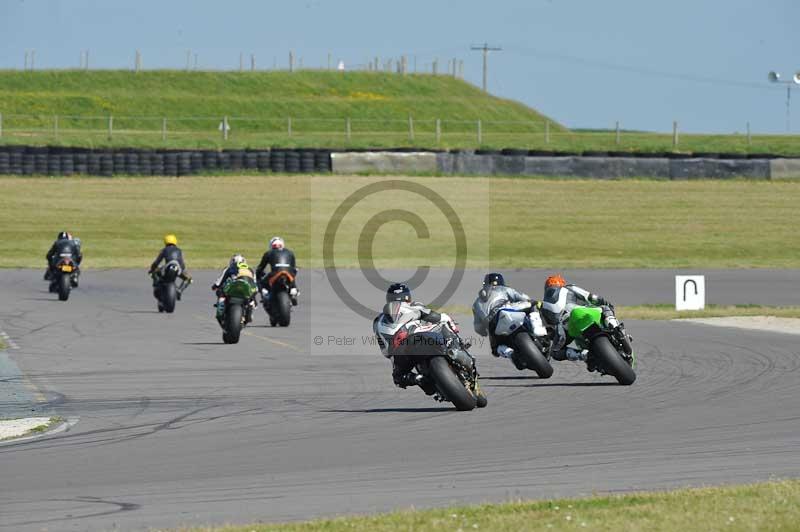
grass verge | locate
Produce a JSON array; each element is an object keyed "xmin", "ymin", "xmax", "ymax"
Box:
[
  {"xmin": 173, "ymin": 479, "xmax": 800, "ymax": 531},
  {"xmin": 1, "ymin": 176, "xmax": 798, "ymax": 269}
]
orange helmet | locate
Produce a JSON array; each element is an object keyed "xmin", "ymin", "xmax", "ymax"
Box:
[{"xmin": 545, "ymin": 274, "xmax": 567, "ymax": 289}]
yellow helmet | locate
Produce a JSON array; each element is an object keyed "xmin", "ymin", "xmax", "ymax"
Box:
[{"xmin": 164, "ymin": 234, "xmax": 178, "ymax": 246}]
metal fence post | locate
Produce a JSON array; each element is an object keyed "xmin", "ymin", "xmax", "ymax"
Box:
[
  {"xmin": 672, "ymin": 121, "xmax": 679, "ymax": 148},
  {"xmin": 288, "ymin": 116, "xmax": 292, "ymax": 137},
  {"xmin": 345, "ymin": 117, "xmax": 351, "ymax": 142},
  {"xmin": 108, "ymin": 115, "xmax": 113, "ymax": 140},
  {"xmin": 408, "ymin": 116, "xmax": 414, "ymax": 142},
  {"xmin": 223, "ymin": 116, "xmax": 229, "ymax": 141},
  {"xmin": 162, "ymin": 118, "xmax": 167, "ymax": 141},
  {"xmin": 435, "ymin": 118, "xmax": 441, "ymax": 144},
  {"xmin": 289, "ymin": 51, "xmax": 294, "ymax": 72},
  {"xmin": 615, "ymin": 121, "xmax": 620, "ymax": 145},
  {"xmin": 545, "ymin": 120, "xmax": 550, "ymax": 144},
  {"xmin": 477, "ymin": 119, "xmax": 482, "ymax": 144}
]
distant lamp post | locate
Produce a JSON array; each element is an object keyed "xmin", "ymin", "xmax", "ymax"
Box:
[{"xmin": 768, "ymin": 70, "xmax": 800, "ymax": 132}]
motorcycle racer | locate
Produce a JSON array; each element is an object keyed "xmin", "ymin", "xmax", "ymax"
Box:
[
  {"xmin": 540, "ymin": 274, "xmax": 609, "ymax": 362},
  {"xmin": 472, "ymin": 272, "xmax": 535, "ymax": 365},
  {"xmin": 373, "ymin": 282, "xmax": 458, "ymax": 390}
]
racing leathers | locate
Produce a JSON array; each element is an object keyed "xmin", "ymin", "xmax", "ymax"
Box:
[
  {"xmin": 472, "ymin": 285, "xmax": 532, "ymax": 359},
  {"xmin": 148, "ymin": 244, "xmax": 191, "ymax": 291},
  {"xmin": 373, "ymin": 301, "xmax": 455, "ymax": 389},
  {"xmin": 256, "ymin": 248, "xmax": 298, "ymax": 305},
  {"xmin": 45, "ymin": 238, "xmax": 82, "ymax": 284},
  {"xmin": 540, "ymin": 284, "xmax": 607, "ymax": 361}
]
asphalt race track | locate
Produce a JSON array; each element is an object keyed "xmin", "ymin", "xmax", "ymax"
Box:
[{"xmin": 1, "ymin": 269, "xmax": 799, "ymax": 531}]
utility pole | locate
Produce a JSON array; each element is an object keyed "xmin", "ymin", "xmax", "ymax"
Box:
[{"xmin": 470, "ymin": 43, "xmax": 502, "ymax": 92}]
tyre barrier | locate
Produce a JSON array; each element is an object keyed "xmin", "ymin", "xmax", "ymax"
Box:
[
  {"xmin": 0, "ymin": 147, "xmax": 334, "ymax": 176},
  {"xmin": 0, "ymin": 146, "xmax": 795, "ymax": 178}
]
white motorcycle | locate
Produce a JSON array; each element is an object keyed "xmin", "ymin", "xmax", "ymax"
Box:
[{"xmin": 492, "ymin": 301, "xmax": 553, "ymax": 378}]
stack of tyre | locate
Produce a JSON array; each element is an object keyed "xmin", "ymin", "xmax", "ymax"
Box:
[{"xmin": 0, "ymin": 147, "xmax": 333, "ymax": 176}]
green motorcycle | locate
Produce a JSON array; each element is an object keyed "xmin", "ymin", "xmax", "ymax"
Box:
[
  {"xmin": 567, "ymin": 305, "xmax": 636, "ymax": 385},
  {"xmin": 218, "ymin": 277, "xmax": 258, "ymax": 344}
]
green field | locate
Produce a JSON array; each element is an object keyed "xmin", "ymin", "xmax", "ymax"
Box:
[
  {"xmin": 1, "ymin": 70, "xmax": 799, "ymax": 154},
  {"xmin": 0, "ymin": 176, "xmax": 797, "ymax": 269},
  {"xmin": 174, "ymin": 480, "xmax": 799, "ymax": 531}
]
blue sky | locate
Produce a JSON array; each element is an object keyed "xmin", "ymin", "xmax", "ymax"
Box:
[{"xmin": 1, "ymin": 0, "xmax": 798, "ymax": 133}]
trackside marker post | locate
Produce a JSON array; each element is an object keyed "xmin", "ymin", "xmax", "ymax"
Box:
[{"xmin": 675, "ymin": 275, "xmax": 705, "ymax": 311}]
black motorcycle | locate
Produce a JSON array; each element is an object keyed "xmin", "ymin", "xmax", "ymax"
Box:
[
  {"xmin": 48, "ymin": 257, "xmax": 78, "ymax": 301},
  {"xmin": 151, "ymin": 261, "xmax": 188, "ymax": 313},
  {"xmin": 377, "ymin": 312, "xmax": 487, "ymax": 411},
  {"xmin": 262, "ymin": 271, "xmax": 294, "ymax": 327}
]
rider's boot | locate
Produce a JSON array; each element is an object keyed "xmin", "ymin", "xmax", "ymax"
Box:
[
  {"xmin": 498, "ymin": 344, "xmax": 526, "ymax": 370},
  {"xmin": 496, "ymin": 345, "xmax": 514, "ymax": 359},
  {"xmin": 565, "ymin": 347, "xmax": 588, "ymax": 362},
  {"xmin": 393, "ymin": 372, "xmax": 422, "ymax": 389},
  {"xmin": 289, "ymin": 287, "xmax": 299, "ymax": 306}
]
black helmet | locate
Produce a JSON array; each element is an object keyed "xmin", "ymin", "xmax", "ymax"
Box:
[
  {"xmin": 57, "ymin": 231, "xmax": 70, "ymax": 240},
  {"xmin": 483, "ymin": 272, "xmax": 505, "ymax": 287},
  {"xmin": 386, "ymin": 282, "xmax": 411, "ymax": 303}
]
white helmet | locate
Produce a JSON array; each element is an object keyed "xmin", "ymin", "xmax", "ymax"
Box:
[
  {"xmin": 269, "ymin": 236, "xmax": 285, "ymax": 250},
  {"xmin": 230, "ymin": 254, "xmax": 245, "ymax": 267}
]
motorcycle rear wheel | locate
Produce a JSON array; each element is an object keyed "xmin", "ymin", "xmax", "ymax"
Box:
[
  {"xmin": 276, "ymin": 290, "xmax": 291, "ymax": 327},
  {"xmin": 224, "ymin": 304, "xmax": 243, "ymax": 344},
  {"xmin": 429, "ymin": 356, "xmax": 476, "ymax": 411},
  {"xmin": 162, "ymin": 283, "xmax": 177, "ymax": 313},
  {"xmin": 57, "ymin": 274, "xmax": 71, "ymax": 301},
  {"xmin": 514, "ymin": 333, "xmax": 553, "ymax": 378}
]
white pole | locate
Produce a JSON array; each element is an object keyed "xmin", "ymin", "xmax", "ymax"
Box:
[
  {"xmin": 545, "ymin": 120, "xmax": 550, "ymax": 144},
  {"xmin": 346, "ymin": 117, "xmax": 351, "ymax": 142},
  {"xmin": 408, "ymin": 116, "xmax": 414, "ymax": 142},
  {"xmin": 223, "ymin": 116, "xmax": 228, "ymax": 140},
  {"xmin": 162, "ymin": 117, "xmax": 167, "ymax": 141},
  {"xmin": 435, "ymin": 118, "xmax": 441, "ymax": 144},
  {"xmin": 672, "ymin": 120, "xmax": 679, "ymax": 148},
  {"xmin": 615, "ymin": 121, "xmax": 620, "ymax": 145},
  {"xmin": 108, "ymin": 115, "xmax": 113, "ymax": 140},
  {"xmin": 746, "ymin": 121, "xmax": 751, "ymax": 147},
  {"xmin": 477, "ymin": 119, "xmax": 482, "ymax": 144}
]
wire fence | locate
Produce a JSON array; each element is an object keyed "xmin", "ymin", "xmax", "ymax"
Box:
[{"xmin": 0, "ymin": 112, "xmax": 797, "ymax": 153}]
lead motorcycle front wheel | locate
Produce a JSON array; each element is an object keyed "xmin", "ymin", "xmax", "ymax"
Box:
[
  {"xmin": 428, "ymin": 356, "xmax": 477, "ymax": 411},
  {"xmin": 590, "ymin": 335, "xmax": 636, "ymax": 385}
]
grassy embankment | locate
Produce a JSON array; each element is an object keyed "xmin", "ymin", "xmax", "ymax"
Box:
[
  {"xmin": 1, "ymin": 177, "xmax": 798, "ymax": 270},
  {"xmin": 173, "ymin": 479, "xmax": 800, "ymax": 532},
  {"xmin": 1, "ymin": 70, "xmax": 799, "ymax": 154}
]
